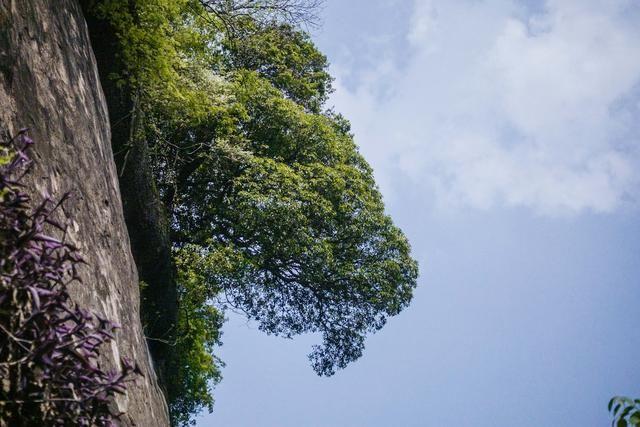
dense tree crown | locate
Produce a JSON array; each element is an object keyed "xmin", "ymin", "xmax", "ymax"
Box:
[
  {"xmin": 173, "ymin": 72, "xmax": 417, "ymax": 375},
  {"xmin": 95, "ymin": 0, "xmax": 418, "ymax": 423}
]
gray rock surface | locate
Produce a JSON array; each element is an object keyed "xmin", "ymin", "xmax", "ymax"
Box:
[{"xmin": 0, "ymin": 0, "xmax": 170, "ymax": 424}]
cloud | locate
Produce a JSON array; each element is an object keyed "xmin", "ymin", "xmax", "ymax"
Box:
[{"xmin": 328, "ymin": 0, "xmax": 640, "ymax": 216}]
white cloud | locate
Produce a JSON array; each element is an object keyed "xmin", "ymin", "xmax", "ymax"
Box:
[{"xmin": 329, "ymin": 0, "xmax": 640, "ymax": 216}]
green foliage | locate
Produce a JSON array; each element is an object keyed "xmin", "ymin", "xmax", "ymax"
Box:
[
  {"xmin": 0, "ymin": 147, "xmax": 10, "ymax": 166},
  {"xmin": 167, "ymin": 247, "xmax": 225, "ymax": 426},
  {"xmin": 609, "ymin": 397, "xmax": 640, "ymax": 427},
  {"xmin": 223, "ymin": 20, "xmax": 333, "ymax": 112},
  {"xmin": 170, "ymin": 71, "xmax": 418, "ymax": 375},
  {"xmin": 95, "ymin": 0, "xmax": 418, "ymax": 422},
  {"xmin": 95, "ymin": 0, "xmax": 223, "ymax": 118}
]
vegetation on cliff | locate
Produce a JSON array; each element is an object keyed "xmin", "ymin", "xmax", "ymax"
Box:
[
  {"xmin": 83, "ymin": 0, "xmax": 419, "ymax": 424},
  {"xmin": 0, "ymin": 131, "xmax": 138, "ymax": 425}
]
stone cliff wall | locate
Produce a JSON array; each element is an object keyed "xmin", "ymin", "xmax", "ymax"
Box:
[{"xmin": 0, "ymin": 0, "xmax": 170, "ymax": 424}]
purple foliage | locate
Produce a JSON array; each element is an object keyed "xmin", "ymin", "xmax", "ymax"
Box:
[{"xmin": 0, "ymin": 130, "xmax": 139, "ymax": 426}]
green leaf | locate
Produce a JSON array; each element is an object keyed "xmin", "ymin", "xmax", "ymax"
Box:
[
  {"xmin": 611, "ymin": 398, "xmax": 619, "ymax": 412},
  {"xmin": 621, "ymin": 406, "xmax": 634, "ymax": 419}
]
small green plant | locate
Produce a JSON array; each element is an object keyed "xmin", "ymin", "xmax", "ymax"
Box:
[{"xmin": 609, "ymin": 396, "xmax": 640, "ymax": 427}]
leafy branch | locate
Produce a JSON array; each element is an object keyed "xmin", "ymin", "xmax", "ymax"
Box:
[{"xmin": 609, "ymin": 396, "xmax": 640, "ymax": 427}]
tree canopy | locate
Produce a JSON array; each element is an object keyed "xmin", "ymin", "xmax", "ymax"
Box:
[
  {"xmin": 93, "ymin": 0, "xmax": 418, "ymax": 423},
  {"xmin": 172, "ymin": 71, "xmax": 417, "ymax": 375}
]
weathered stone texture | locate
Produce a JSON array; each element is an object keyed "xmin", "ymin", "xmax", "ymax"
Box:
[{"xmin": 0, "ymin": 0, "xmax": 170, "ymax": 424}]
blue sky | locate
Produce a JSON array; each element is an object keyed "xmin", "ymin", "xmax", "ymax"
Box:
[{"xmin": 199, "ymin": 1, "xmax": 640, "ymax": 425}]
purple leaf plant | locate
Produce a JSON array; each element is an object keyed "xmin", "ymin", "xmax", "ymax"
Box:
[{"xmin": 0, "ymin": 130, "xmax": 139, "ymax": 426}]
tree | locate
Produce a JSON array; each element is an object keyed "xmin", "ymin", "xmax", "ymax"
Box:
[
  {"xmin": 221, "ymin": 21, "xmax": 333, "ymax": 112},
  {"xmin": 170, "ymin": 72, "xmax": 418, "ymax": 375},
  {"xmin": 89, "ymin": 0, "xmax": 418, "ymax": 422}
]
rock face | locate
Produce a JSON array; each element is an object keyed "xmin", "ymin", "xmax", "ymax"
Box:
[{"xmin": 0, "ymin": 0, "xmax": 170, "ymax": 425}]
